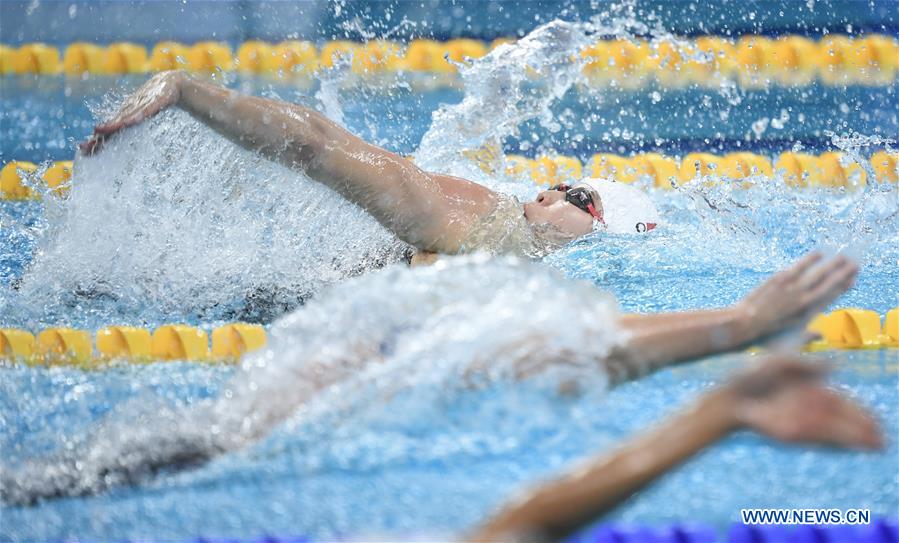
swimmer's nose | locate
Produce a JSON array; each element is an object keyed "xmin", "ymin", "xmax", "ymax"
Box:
[{"xmin": 536, "ymin": 190, "xmax": 563, "ymax": 206}]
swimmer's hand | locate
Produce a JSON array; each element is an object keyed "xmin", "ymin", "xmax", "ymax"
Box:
[
  {"xmin": 80, "ymin": 71, "xmax": 184, "ymax": 155},
  {"xmin": 736, "ymin": 252, "xmax": 858, "ymax": 343},
  {"xmin": 728, "ymin": 356, "xmax": 882, "ymax": 449}
]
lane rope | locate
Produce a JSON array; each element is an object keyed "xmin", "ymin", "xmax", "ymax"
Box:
[
  {"xmin": 0, "ymin": 35, "xmax": 896, "ymax": 87},
  {"xmin": 1, "ymin": 307, "xmax": 897, "ymax": 366},
  {"xmin": 3, "ymin": 151, "xmax": 896, "ymax": 200}
]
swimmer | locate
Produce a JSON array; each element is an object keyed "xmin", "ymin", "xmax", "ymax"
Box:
[
  {"xmin": 81, "ymin": 71, "xmax": 659, "ymax": 261},
  {"xmin": 469, "ymin": 355, "xmax": 883, "ymax": 542},
  {"xmin": 1, "ymin": 252, "xmax": 860, "ymax": 506}
]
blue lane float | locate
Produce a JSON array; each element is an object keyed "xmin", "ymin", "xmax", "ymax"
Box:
[{"xmin": 185, "ymin": 520, "xmax": 899, "ymax": 543}]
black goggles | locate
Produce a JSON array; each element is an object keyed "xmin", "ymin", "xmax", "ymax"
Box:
[{"xmin": 550, "ymin": 184, "xmax": 604, "ymax": 223}]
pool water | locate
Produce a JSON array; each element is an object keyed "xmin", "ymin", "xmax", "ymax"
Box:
[
  {"xmin": 1, "ymin": 348, "xmax": 896, "ymax": 541},
  {"xmin": 1, "ymin": 15, "xmax": 898, "ymax": 543}
]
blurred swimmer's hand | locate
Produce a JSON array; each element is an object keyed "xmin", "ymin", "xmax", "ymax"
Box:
[
  {"xmin": 728, "ymin": 355, "xmax": 883, "ymax": 450},
  {"xmin": 80, "ymin": 71, "xmax": 184, "ymax": 155},
  {"xmin": 736, "ymin": 252, "xmax": 858, "ymax": 342},
  {"xmin": 467, "ymin": 354, "xmax": 881, "ymax": 543}
]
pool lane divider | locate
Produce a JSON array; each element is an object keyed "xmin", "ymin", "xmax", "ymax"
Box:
[
  {"xmin": 806, "ymin": 308, "xmax": 899, "ymax": 351},
  {"xmin": 175, "ymin": 518, "xmax": 899, "ymax": 542},
  {"xmin": 0, "ymin": 34, "xmax": 897, "ymax": 87},
  {"xmin": 1, "ymin": 308, "xmax": 897, "ymax": 367},
  {"xmin": 0, "ymin": 323, "xmax": 266, "ymax": 367},
  {"xmin": 1, "ymin": 160, "xmax": 72, "ymax": 200},
  {"xmin": 2, "ymin": 151, "xmax": 897, "ymax": 201}
]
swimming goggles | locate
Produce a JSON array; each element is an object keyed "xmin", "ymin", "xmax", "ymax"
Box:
[{"xmin": 551, "ymin": 183, "xmax": 605, "ymax": 225}]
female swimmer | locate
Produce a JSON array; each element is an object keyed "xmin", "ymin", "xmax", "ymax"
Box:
[{"xmin": 82, "ymin": 71, "xmax": 659, "ymax": 261}]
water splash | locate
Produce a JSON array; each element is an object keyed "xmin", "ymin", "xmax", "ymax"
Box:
[
  {"xmin": 415, "ymin": 20, "xmax": 593, "ymax": 187},
  {"xmin": 7, "ymin": 108, "xmax": 408, "ymax": 328},
  {"xmin": 1, "ymin": 257, "xmax": 620, "ymax": 504},
  {"xmin": 2, "ymin": 11, "xmax": 897, "ymax": 330}
]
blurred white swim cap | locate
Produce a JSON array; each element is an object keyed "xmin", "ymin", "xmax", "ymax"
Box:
[{"xmin": 579, "ymin": 178, "xmax": 660, "ymax": 234}]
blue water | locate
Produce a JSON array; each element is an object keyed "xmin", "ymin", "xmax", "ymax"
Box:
[
  {"xmin": 2, "ymin": 16, "xmax": 899, "ymax": 543},
  {"xmin": 2, "ymin": 76, "xmax": 898, "ymax": 164},
  {"xmin": 1, "ymin": 352, "xmax": 896, "ymax": 541}
]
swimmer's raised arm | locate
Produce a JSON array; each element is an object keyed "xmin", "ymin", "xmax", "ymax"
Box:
[
  {"xmin": 468, "ymin": 356, "xmax": 882, "ymax": 543},
  {"xmin": 605, "ymin": 253, "xmax": 857, "ymax": 383},
  {"xmin": 81, "ymin": 71, "xmax": 497, "ymax": 253}
]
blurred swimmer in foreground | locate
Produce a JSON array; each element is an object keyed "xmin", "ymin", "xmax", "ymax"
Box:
[
  {"xmin": 82, "ymin": 71, "xmax": 660, "ymax": 262},
  {"xmin": 2, "ymin": 252, "xmax": 863, "ymax": 506},
  {"xmin": 468, "ymin": 355, "xmax": 883, "ymax": 542}
]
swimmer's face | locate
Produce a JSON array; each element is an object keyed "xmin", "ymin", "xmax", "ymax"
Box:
[{"xmin": 524, "ymin": 188, "xmax": 596, "ymax": 240}]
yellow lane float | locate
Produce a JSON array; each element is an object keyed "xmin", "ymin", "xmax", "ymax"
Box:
[
  {"xmin": 1, "ymin": 329, "xmax": 35, "ymax": 359},
  {"xmin": 187, "ymin": 41, "xmax": 232, "ymax": 72},
  {"xmin": 64, "ymin": 42, "xmax": 106, "ymax": 75},
  {"xmin": 882, "ymin": 308, "xmax": 899, "ymax": 347},
  {"xmin": 0, "ymin": 161, "xmax": 38, "ymax": 200},
  {"xmin": 769, "ymin": 36, "xmax": 817, "ymax": 86},
  {"xmin": 211, "ymin": 323, "xmax": 267, "ymax": 360},
  {"xmin": 103, "ymin": 42, "xmax": 147, "ymax": 74},
  {"xmin": 319, "ymin": 40, "xmax": 358, "ymax": 69},
  {"xmin": 678, "ymin": 152, "xmax": 723, "ymax": 183},
  {"xmin": 235, "ymin": 40, "xmax": 274, "ymax": 73},
  {"xmin": 2, "ymin": 150, "xmax": 896, "ymax": 201},
  {"xmin": 630, "ymin": 154, "xmax": 679, "ymax": 189},
  {"xmin": 0, "ymin": 35, "xmax": 895, "ymax": 87},
  {"xmin": 267, "ymin": 41, "xmax": 318, "ymax": 76},
  {"xmin": 353, "ymin": 40, "xmax": 403, "ymax": 75},
  {"xmin": 149, "ymin": 41, "xmax": 191, "ymax": 71},
  {"xmin": 151, "ymin": 325, "xmax": 210, "ymax": 361},
  {"xmin": 807, "ymin": 309, "xmax": 885, "ymax": 350},
  {"xmin": 589, "ymin": 154, "xmax": 636, "ymax": 183},
  {"xmin": 871, "ymin": 151, "xmax": 898, "ymax": 184},
  {"xmin": 1, "ymin": 160, "xmax": 74, "ymax": 200},
  {"xmin": 35, "ymin": 328, "xmax": 92, "ymax": 365},
  {"xmin": 0, "ymin": 44, "xmax": 15, "ymax": 74},
  {"xmin": 13, "ymin": 43, "xmax": 60, "ymax": 74},
  {"xmin": 42, "ymin": 160, "xmax": 73, "ymax": 197},
  {"xmin": 96, "ymin": 326, "xmax": 153, "ymax": 360},
  {"xmin": 687, "ymin": 37, "xmax": 736, "ymax": 85},
  {"xmin": 2, "ymin": 311, "xmax": 897, "ymax": 367},
  {"xmin": 817, "ymin": 152, "xmax": 867, "ymax": 189}
]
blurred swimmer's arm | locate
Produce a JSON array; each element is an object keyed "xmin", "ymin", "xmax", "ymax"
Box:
[
  {"xmin": 466, "ymin": 356, "xmax": 882, "ymax": 543},
  {"xmin": 609, "ymin": 253, "xmax": 857, "ymax": 382},
  {"xmin": 82, "ymin": 71, "xmax": 497, "ymax": 253}
]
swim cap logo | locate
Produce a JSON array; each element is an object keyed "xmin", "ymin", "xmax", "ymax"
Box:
[{"xmin": 635, "ymin": 223, "xmax": 657, "ymax": 233}]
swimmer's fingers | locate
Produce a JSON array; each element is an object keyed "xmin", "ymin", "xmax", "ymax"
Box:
[
  {"xmin": 94, "ymin": 90, "xmax": 172, "ymax": 133},
  {"xmin": 733, "ymin": 358, "xmax": 883, "ymax": 450},
  {"xmin": 94, "ymin": 71, "xmax": 182, "ymax": 136},
  {"xmin": 778, "ymin": 386, "xmax": 883, "ymax": 450},
  {"xmin": 94, "ymin": 108, "xmax": 156, "ymax": 136},
  {"xmin": 79, "ymin": 134, "xmax": 105, "ymax": 156},
  {"xmin": 780, "ymin": 251, "xmax": 824, "ymax": 282},
  {"xmin": 797, "ymin": 254, "xmax": 852, "ymax": 290},
  {"xmin": 800, "ymin": 258, "xmax": 858, "ymax": 311}
]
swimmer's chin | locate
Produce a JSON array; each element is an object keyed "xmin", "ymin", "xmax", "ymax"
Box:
[{"xmin": 523, "ymin": 206, "xmax": 579, "ymax": 246}]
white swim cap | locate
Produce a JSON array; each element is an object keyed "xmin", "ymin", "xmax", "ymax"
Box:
[{"xmin": 579, "ymin": 178, "xmax": 661, "ymax": 234}]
